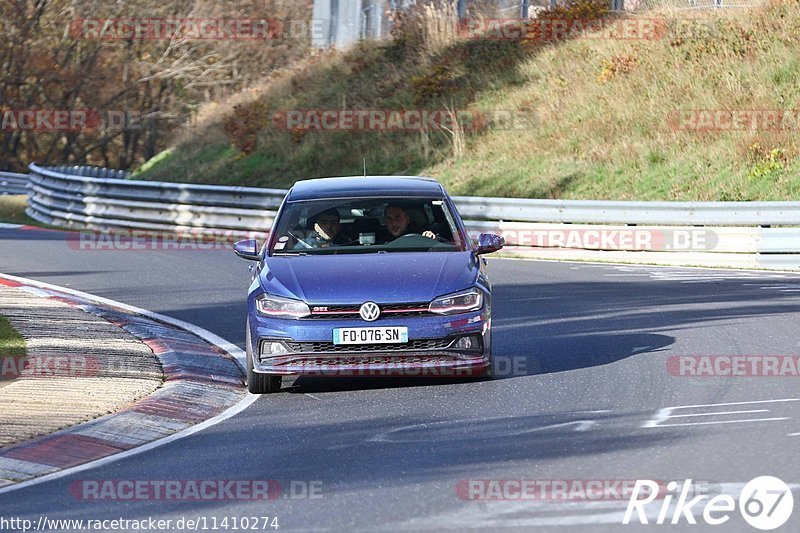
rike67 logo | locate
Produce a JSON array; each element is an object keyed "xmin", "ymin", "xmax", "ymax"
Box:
[{"xmin": 623, "ymin": 477, "xmax": 793, "ymax": 530}]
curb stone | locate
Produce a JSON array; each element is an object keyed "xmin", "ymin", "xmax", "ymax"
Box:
[{"xmin": 0, "ymin": 275, "xmax": 246, "ymax": 487}]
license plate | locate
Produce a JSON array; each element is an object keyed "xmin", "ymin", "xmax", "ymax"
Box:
[{"xmin": 333, "ymin": 327, "xmax": 408, "ymax": 345}]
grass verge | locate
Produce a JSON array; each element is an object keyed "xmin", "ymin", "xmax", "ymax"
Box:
[
  {"xmin": 0, "ymin": 195, "xmax": 34, "ymax": 225},
  {"xmin": 0, "ymin": 315, "xmax": 26, "ymax": 358}
]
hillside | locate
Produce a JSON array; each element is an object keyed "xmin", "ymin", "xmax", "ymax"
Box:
[{"xmin": 135, "ymin": 0, "xmax": 800, "ymax": 201}]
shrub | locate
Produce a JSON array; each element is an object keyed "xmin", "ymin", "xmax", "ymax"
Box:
[
  {"xmin": 746, "ymin": 142, "xmax": 789, "ymax": 182},
  {"xmin": 537, "ymin": 0, "xmax": 610, "ymax": 22},
  {"xmin": 223, "ymin": 101, "xmax": 270, "ymax": 155},
  {"xmin": 598, "ymin": 54, "xmax": 639, "ymax": 83}
]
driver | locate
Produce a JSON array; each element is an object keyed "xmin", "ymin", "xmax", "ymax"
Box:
[
  {"xmin": 383, "ymin": 205, "xmax": 437, "ymax": 241},
  {"xmin": 296, "ymin": 208, "xmax": 349, "ymax": 248}
]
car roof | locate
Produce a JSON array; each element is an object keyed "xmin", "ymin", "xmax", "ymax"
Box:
[{"xmin": 286, "ymin": 176, "xmax": 445, "ymax": 201}]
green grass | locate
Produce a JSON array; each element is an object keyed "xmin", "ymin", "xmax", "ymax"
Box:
[
  {"xmin": 132, "ymin": 148, "xmax": 174, "ymax": 176},
  {"xmin": 0, "ymin": 195, "xmax": 34, "ymax": 224},
  {"xmin": 134, "ymin": 1, "xmax": 800, "ymax": 201},
  {"xmin": 0, "ymin": 315, "xmax": 26, "ymax": 358}
]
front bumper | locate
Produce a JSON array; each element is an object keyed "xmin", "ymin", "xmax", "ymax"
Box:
[{"xmin": 248, "ymin": 310, "xmax": 491, "ymax": 378}]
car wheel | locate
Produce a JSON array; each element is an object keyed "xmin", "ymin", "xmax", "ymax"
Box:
[{"xmin": 246, "ymin": 320, "xmax": 282, "ymax": 394}]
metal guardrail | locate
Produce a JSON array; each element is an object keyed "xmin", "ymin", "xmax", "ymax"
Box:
[
  {"xmin": 0, "ymin": 172, "xmax": 29, "ymax": 195},
  {"xmin": 27, "ymin": 164, "xmax": 285, "ymax": 234},
  {"xmin": 47, "ymin": 166, "xmax": 131, "ymax": 180},
  {"xmin": 21, "ymin": 163, "xmax": 800, "ymax": 269},
  {"xmin": 453, "ymin": 196, "xmax": 800, "ymax": 226}
]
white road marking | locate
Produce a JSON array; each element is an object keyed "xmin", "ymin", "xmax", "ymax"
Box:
[
  {"xmin": 654, "ymin": 417, "xmax": 789, "ymax": 428},
  {"xmin": 667, "ymin": 409, "xmax": 769, "ymax": 418},
  {"xmin": 738, "ymin": 283, "xmax": 800, "ymax": 294},
  {"xmin": 0, "ymin": 273, "xmax": 257, "ymax": 497},
  {"xmin": 505, "ymin": 420, "xmax": 600, "ymax": 434},
  {"xmin": 369, "ymin": 412, "xmax": 610, "ymax": 443},
  {"xmin": 499, "ymin": 257, "xmax": 800, "ymax": 276},
  {"xmin": 643, "ymin": 398, "xmax": 799, "ymax": 429},
  {"xmin": 601, "ymin": 265, "xmax": 796, "ymax": 282},
  {"xmin": 664, "ymin": 398, "xmax": 800, "ymax": 409}
]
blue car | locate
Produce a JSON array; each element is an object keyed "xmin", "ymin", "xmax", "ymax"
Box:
[{"xmin": 234, "ymin": 176, "xmax": 504, "ymax": 393}]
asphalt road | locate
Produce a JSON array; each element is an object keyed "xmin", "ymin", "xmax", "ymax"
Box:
[{"xmin": 1, "ymin": 226, "xmax": 799, "ymax": 532}]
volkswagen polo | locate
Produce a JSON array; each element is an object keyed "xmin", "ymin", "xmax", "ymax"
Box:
[{"xmin": 234, "ymin": 176, "xmax": 504, "ymax": 393}]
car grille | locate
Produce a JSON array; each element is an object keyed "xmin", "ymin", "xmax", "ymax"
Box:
[
  {"xmin": 276, "ymin": 354, "xmax": 463, "ymax": 366},
  {"xmin": 307, "ymin": 303, "xmax": 432, "ymax": 319},
  {"xmin": 284, "ymin": 338, "xmax": 453, "ymax": 353}
]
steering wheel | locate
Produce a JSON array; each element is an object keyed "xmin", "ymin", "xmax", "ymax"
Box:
[{"xmin": 413, "ymin": 232, "xmax": 450, "ymax": 244}]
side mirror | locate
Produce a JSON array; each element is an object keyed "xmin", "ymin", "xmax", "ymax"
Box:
[
  {"xmin": 475, "ymin": 233, "xmax": 504, "ymax": 255},
  {"xmin": 233, "ymin": 239, "xmax": 263, "ymax": 261}
]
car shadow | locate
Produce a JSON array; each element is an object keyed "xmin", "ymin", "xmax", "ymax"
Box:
[{"xmin": 284, "ymin": 331, "xmax": 673, "ymax": 393}]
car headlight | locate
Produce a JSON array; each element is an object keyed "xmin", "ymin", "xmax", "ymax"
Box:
[
  {"xmin": 256, "ymin": 294, "xmax": 310, "ymax": 318},
  {"xmin": 429, "ymin": 289, "xmax": 484, "ymax": 315}
]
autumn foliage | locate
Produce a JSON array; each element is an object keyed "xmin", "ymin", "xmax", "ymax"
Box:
[{"xmin": 0, "ymin": 0, "xmax": 311, "ymax": 172}]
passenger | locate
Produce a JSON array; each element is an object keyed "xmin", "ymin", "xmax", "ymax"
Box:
[
  {"xmin": 383, "ymin": 205, "xmax": 437, "ymax": 241},
  {"xmin": 297, "ymin": 208, "xmax": 349, "ymax": 248}
]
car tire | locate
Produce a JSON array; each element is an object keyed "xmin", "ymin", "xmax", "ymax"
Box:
[
  {"xmin": 484, "ymin": 337, "xmax": 494, "ymax": 379},
  {"xmin": 246, "ymin": 320, "xmax": 282, "ymax": 394}
]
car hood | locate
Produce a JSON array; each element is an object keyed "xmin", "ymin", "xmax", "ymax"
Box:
[{"xmin": 260, "ymin": 252, "xmax": 479, "ymax": 304}]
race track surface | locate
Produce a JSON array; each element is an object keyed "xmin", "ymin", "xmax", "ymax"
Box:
[{"xmin": 1, "ymin": 226, "xmax": 798, "ymax": 532}]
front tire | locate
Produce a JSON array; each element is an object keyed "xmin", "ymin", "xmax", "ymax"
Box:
[
  {"xmin": 246, "ymin": 321, "xmax": 282, "ymax": 394},
  {"xmin": 483, "ymin": 336, "xmax": 494, "ymax": 379}
]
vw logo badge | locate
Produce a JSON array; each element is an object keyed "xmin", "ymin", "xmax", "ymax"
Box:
[{"xmin": 359, "ymin": 301, "xmax": 381, "ymax": 322}]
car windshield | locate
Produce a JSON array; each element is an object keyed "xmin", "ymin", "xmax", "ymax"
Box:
[{"xmin": 269, "ymin": 197, "xmax": 466, "ymax": 255}]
